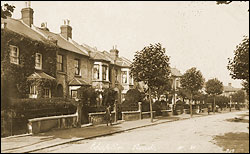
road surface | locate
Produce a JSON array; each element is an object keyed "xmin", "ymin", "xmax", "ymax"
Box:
[{"xmin": 34, "ymin": 111, "xmax": 249, "ymax": 153}]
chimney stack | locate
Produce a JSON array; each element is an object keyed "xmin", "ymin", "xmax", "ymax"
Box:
[
  {"xmin": 110, "ymin": 45, "xmax": 119, "ymax": 61},
  {"xmin": 60, "ymin": 19, "xmax": 72, "ymax": 40},
  {"xmin": 21, "ymin": 1, "xmax": 34, "ymax": 27}
]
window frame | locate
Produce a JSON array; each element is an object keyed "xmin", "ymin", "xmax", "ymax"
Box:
[
  {"xmin": 102, "ymin": 64, "xmax": 108, "ymax": 81},
  {"xmin": 9, "ymin": 45, "xmax": 19, "ymax": 65},
  {"xmin": 121, "ymin": 71, "xmax": 128, "ymax": 84},
  {"xmin": 30, "ymin": 85, "xmax": 37, "ymax": 95},
  {"xmin": 74, "ymin": 59, "xmax": 80, "ymax": 76},
  {"xmin": 35, "ymin": 53, "xmax": 42, "ymax": 70},
  {"xmin": 93, "ymin": 64, "xmax": 100, "ymax": 80},
  {"xmin": 57, "ymin": 54, "xmax": 63, "ymax": 72},
  {"xmin": 44, "ymin": 88, "xmax": 51, "ymax": 98},
  {"xmin": 71, "ymin": 90, "xmax": 78, "ymax": 99}
]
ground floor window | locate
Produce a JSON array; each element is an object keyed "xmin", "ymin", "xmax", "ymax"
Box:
[
  {"xmin": 29, "ymin": 85, "xmax": 37, "ymax": 98},
  {"xmin": 71, "ymin": 90, "xmax": 78, "ymax": 99},
  {"xmin": 44, "ymin": 88, "xmax": 51, "ymax": 98}
]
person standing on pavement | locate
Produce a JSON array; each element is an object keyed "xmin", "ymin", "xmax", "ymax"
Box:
[{"xmin": 106, "ymin": 105, "xmax": 112, "ymax": 126}]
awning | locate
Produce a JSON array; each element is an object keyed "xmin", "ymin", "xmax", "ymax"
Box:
[
  {"xmin": 27, "ymin": 72, "xmax": 55, "ymax": 80},
  {"xmin": 68, "ymin": 78, "xmax": 91, "ymax": 86}
]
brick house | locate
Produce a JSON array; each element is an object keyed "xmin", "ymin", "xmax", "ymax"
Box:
[
  {"xmin": 34, "ymin": 20, "xmax": 92, "ymax": 99},
  {"xmin": 1, "ymin": 6, "xmax": 57, "ymax": 99},
  {"xmin": 1, "ymin": 4, "xmax": 135, "ymax": 102}
]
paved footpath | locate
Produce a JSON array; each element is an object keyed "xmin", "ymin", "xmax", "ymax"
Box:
[{"xmin": 1, "ymin": 109, "xmax": 244, "ymax": 153}]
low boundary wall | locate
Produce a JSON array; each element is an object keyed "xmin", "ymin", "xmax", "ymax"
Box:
[
  {"xmin": 88, "ymin": 112, "xmax": 115, "ymax": 125},
  {"xmin": 28, "ymin": 114, "xmax": 77, "ymax": 134}
]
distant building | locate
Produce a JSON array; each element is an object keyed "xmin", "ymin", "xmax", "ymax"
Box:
[{"xmin": 222, "ymin": 83, "xmax": 241, "ymax": 97}]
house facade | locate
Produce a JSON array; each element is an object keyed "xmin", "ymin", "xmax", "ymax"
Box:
[
  {"xmin": 222, "ymin": 83, "xmax": 241, "ymax": 97},
  {"xmin": 1, "ymin": 4, "xmax": 134, "ymax": 104},
  {"xmin": 1, "ymin": 7, "xmax": 58, "ymax": 99}
]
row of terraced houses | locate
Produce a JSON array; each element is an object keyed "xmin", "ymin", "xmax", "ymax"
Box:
[
  {"xmin": 1, "ymin": 4, "xmax": 137, "ymax": 104},
  {"xmin": 1, "ymin": 4, "xmax": 184, "ymax": 105}
]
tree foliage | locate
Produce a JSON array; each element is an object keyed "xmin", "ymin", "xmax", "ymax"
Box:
[
  {"xmin": 130, "ymin": 43, "xmax": 171, "ymax": 91},
  {"xmin": 130, "ymin": 43, "xmax": 171, "ymax": 122},
  {"xmin": 124, "ymin": 88, "xmax": 143, "ymax": 105},
  {"xmin": 227, "ymin": 36, "xmax": 249, "ymax": 95},
  {"xmin": 102, "ymin": 88, "xmax": 118, "ymax": 107},
  {"xmin": 231, "ymin": 90, "xmax": 246, "ymax": 103},
  {"xmin": 205, "ymin": 78, "xmax": 223, "ymax": 96},
  {"xmin": 1, "ymin": 3, "xmax": 15, "ymax": 19},
  {"xmin": 77, "ymin": 86, "xmax": 98, "ymax": 106},
  {"xmin": 180, "ymin": 67, "xmax": 205, "ymax": 95}
]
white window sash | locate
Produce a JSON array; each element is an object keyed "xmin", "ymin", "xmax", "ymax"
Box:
[
  {"xmin": 9, "ymin": 45, "xmax": 19, "ymax": 65},
  {"xmin": 35, "ymin": 53, "xmax": 42, "ymax": 69}
]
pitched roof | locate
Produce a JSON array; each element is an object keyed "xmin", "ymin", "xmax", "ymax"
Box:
[
  {"xmin": 2, "ymin": 17, "xmax": 89, "ymax": 57},
  {"xmin": 68, "ymin": 78, "xmax": 90, "ymax": 86},
  {"xmin": 34, "ymin": 27, "xmax": 89, "ymax": 56},
  {"xmin": 223, "ymin": 85, "xmax": 241, "ymax": 92},
  {"xmin": 102, "ymin": 51, "xmax": 132, "ymax": 67},
  {"xmin": 170, "ymin": 68, "xmax": 182, "ymax": 77},
  {"xmin": 27, "ymin": 72, "xmax": 55, "ymax": 80},
  {"xmin": 81, "ymin": 44, "xmax": 111, "ymax": 62},
  {"xmin": 2, "ymin": 17, "xmax": 46, "ymax": 42}
]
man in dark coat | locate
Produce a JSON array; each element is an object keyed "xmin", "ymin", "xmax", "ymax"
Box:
[{"xmin": 106, "ymin": 105, "xmax": 112, "ymax": 126}]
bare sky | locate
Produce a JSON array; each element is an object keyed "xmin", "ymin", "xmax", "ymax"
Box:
[{"xmin": 3, "ymin": 1, "xmax": 249, "ymax": 88}]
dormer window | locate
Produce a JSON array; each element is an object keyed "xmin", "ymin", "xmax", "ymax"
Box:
[
  {"xmin": 10, "ymin": 45, "xmax": 19, "ymax": 65},
  {"xmin": 35, "ymin": 53, "xmax": 42, "ymax": 70}
]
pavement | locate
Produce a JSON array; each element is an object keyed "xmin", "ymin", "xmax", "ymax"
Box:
[{"xmin": 1, "ymin": 108, "xmax": 244, "ymax": 153}]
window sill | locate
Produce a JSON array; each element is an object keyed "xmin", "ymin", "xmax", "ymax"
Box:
[
  {"xmin": 92, "ymin": 80, "xmax": 110, "ymax": 83},
  {"xmin": 35, "ymin": 67, "xmax": 42, "ymax": 70},
  {"xmin": 57, "ymin": 71, "xmax": 66, "ymax": 75}
]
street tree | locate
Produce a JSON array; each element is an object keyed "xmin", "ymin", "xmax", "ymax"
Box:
[
  {"xmin": 1, "ymin": 3, "xmax": 15, "ymax": 19},
  {"xmin": 205, "ymin": 78, "xmax": 224, "ymax": 113},
  {"xmin": 130, "ymin": 43, "xmax": 171, "ymax": 122},
  {"xmin": 227, "ymin": 36, "xmax": 249, "ymax": 96},
  {"xmin": 231, "ymin": 90, "xmax": 246, "ymax": 107},
  {"xmin": 180, "ymin": 67, "xmax": 205, "ymax": 117}
]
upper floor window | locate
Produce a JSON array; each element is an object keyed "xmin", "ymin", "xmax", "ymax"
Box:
[
  {"xmin": 93, "ymin": 64, "xmax": 100, "ymax": 80},
  {"xmin": 102, "ymin": 65, "xmax": 108, "ymax": 81},
  {"xmin": 122, "ymin": 71, "xmax": 128, "ymax": 84},
  {"xmin": 35, "ymin": 53, "xmax": 42, "ymax": 70},
  {"xmin": 74, "ymin": 59, "xmax": 80, "ymax": 75},
  {"xmin": 57, "ymin": 54, "xmax": 63, "ymax": 71},
  {"xmin": 9, "ymin": 45, "xmax": 19, "ymax": 65}
]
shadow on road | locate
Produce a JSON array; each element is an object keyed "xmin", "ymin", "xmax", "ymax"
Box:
[
  {"xmin": 213, "ymin": 132, "xmax": 249, "ymax": 153},
  {"xmin": 37, "ymin": 125, "xmax": 123, "ymax": 140}
]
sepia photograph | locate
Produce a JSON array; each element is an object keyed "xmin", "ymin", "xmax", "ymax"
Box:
[{"xmin": 1, "ymin": 1, "xmax": 249, "ymax": 153}]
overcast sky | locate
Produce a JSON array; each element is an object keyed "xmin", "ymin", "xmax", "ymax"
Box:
[{"xmin": 3, "ymin": 1, "xmax": 249, "ymax": 88}]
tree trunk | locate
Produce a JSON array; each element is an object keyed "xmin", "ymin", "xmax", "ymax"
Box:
[
  {"xmin": 149, "ymin": 87, "xmax": 153, "ymax": 123},
  {"xmin": 213, "ymin": 96, "xmax": 215, "ymax": 114},
  {"xmin": 190, "ymin": 94, "xmax": 193, "ymax": 117}
]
